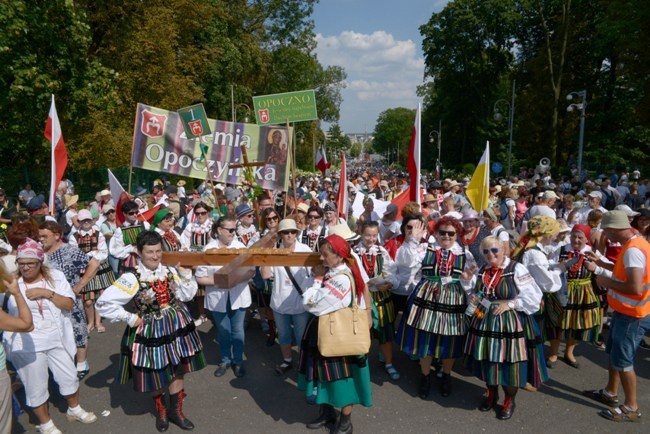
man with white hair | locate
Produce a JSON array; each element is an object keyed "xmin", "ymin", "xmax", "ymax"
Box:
[
  {"xmin": 569, "ymin": 191, "xmax": 608, "ymax": 225},
  {"xmin": 529, "ymin": 190, "xmax": 559, "ymax": 219}
]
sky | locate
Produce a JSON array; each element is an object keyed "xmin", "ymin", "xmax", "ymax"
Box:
[{"xmin": 312, "ymin": 0, "xmax": 449, "ymax": 134}]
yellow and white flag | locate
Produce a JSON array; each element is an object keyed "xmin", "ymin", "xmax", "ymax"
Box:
[{"xmin": 466, "ymin": 142, "xmax": 490, "ymax": 212}]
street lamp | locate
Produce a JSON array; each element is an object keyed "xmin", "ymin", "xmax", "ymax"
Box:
[
  {"xmin": 493, "ymin": 80, "xmax": 516, "ymax": 178},
  {"xmin": 566, "ymin": 90, "xmax": 587, "ymax": 179},
  {"xmin": 235, "ymin": 103, "xmax": 251, "ymax": 123},
  {"xmin": 429, "ymin": 120, "xmax": 442, "ymax": 178}
]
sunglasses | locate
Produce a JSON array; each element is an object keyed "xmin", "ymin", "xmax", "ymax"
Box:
[
  {"xmin": 438, "ymin": 230, "xmax": 456, "ymax": 237},
  {"xmin": 243, "ymin": 214, "xmax": 253, "ymax": 218},
  {"xmin": 16, "ymin": 261, "xmax": 40, "ymax": 269},
  {"xmin": 126, "ymin": 211, "xmax": 139, "ymax": 216},
  {"xmin": 267, "ymin": 216, "xmax": 279, "ymax": 221},
  {"xmin": 281, "ymin": 230, "xmax": 298, "ymax": 235},
  {"xmin": 105, "ymin": 210, "xmax": 116, "ymax": 215},
  {"xmin": 308, "ymin": 215, "xmax": 321, "ymax": 219},
  {"xmin": 219, "ymin": 227, "xmax": 236, "ymax": 233},
  {"xmin": 195, "ymin": 211, "xmax": 208, "ymax": 216},
  {"xmin": 482, "ymin": 247, "xmax": 500, "ymax": 255}
]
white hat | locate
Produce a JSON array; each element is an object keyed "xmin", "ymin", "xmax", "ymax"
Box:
[
  {"xmin": 100, "ymin": 189, "xmax": 111, "ymax": 196},
  {"xmin": 324, "ymin": 177, "xmax": 332, "ymax": 183},
  {"xmin": 614, "ymin": 204, "xmax": 640, "ymax": 217},
  {"xmin": 588, "ymin": 191, "xmax": 602, "ymax": 199},
  {"xmin": 277, "ymin": 219, "xmax": 298, "ymax": 233},
  {"xmin": 328, "ymin": 224, "xmax": 360, "ymax": 241},
  {"xmin": 543, "ymin": 190, "xmax": 560, "ymax": 200},
  {"xmin": 77, "ymin": 209, "xmax": 93, "ymax": 221},
  {"xmin": 445, "ymin": 211, "xmax": 463, "ymax": 220}
]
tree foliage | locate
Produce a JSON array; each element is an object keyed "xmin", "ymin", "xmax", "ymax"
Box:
[
  {"xmin": 0, "ymin": 0, "xmax": 344, "ymax": 175},
  {"xmin": 419, "ymin": 0, "xmax": 650, "ymax": 174},
  {"xmin": 373, "ymin": 107, "xmax": 415, "ymax": 166}
]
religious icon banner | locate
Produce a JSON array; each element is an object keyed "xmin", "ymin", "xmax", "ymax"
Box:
[{"xmin": 131, "ymin": 103, "xmax": 292, "ymax": 190}]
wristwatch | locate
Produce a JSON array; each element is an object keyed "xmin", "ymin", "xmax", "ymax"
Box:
[{"xmin": 507, "ymin": 301, "xmax": 516, "ymax": 310}]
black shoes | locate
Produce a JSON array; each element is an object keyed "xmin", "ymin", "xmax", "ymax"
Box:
[
  {"xmin": 168, "ymin": 390, "xmax": 194, "ymax": 430},
  {"xmin": 418, "ymin": 373, "xmax": 431, "ymax": 399},
  {"xmin": 439, "ymin": 373, "xmax": 452, "ymax": 397},
  {"xmin": 479, "ymin": 387, "xmax": 499, "ymax": 412},
  {"xmin": 153, "ymin": 394, "xmax": 169, "ymax": 432},
  {"xmin": 498, "ymin": 395, "xmax": 516, "ymax": 420},
  {"xmin": 232, "ymin": 363, "xmax": 246, "ymax": 378},
  {"xmin": 306, "ymin": 404, "xmax": 337, "ymax": 429},
  {"xmin": 332, "ymin": 412, "xmax": 353, "ymax": 434},
  {"xmin": 275, "ymin": 361, "xmax": 292, "ymax": 376}
]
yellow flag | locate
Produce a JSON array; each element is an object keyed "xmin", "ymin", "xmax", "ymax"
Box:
[{"xmin": 466, "ymin": 142, "xmax": 490, "ymax": 212}]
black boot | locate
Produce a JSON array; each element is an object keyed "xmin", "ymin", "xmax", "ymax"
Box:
[
  {"xmin": 307, "ymin": 404, "xmax": 337, "ymax": 429},
  {"xmin": 331, "ymin": 412, "xmax": 353, "ymax": 434},
  {"xmin": 168, "ymin": 390, "xmax": 195, "ymax": 430},
  {"xmin": 439, "ymin": 372, "xmax": 452, "ymax": 397},
  {"xmin": 498, "ymin": 387, "xmax": 517, "ymax": 420},
  {"xmin": 153, "ymin": 394, "xmax": 169, "ymax": 432},
  {"xmin": 418, "ymin": 373, "xmax": 431, "ymax": 399},
  {"xmin": 479, "ymin": 386, "xmax": 499, "ymax": 412}
]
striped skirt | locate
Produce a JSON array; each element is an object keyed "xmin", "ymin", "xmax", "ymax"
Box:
[
  {"xmin": 371, "ymin": 289, "xmax": 396, "ymax": 344},
  {"xmin": 396, "ymin": 280, "xmax": 467, "ymax": 359},
  {"xmin": 118, "ymin": 252, "xmax": 139, "ymax": 275},
  {"xmin": 534, "ymin": 292, "xmax": 564, "ymax": 341},
  {"xmin": 464, "ymin": 305, "xmax": 547, "ymax": 387},
  {"xmin": 117, "ymin": 302, "xmax": 206, "ymax": 393},
  {"xmin": 81, "ymin": 261, "xmax": 116, "ymax": 300},
  {"xmin": 562, "ymin": 278, "xmax": 601, "ymax": 342}
]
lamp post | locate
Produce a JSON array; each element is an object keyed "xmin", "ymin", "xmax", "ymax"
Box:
[
  {"xmin": 429, "ymin": 120, "xmax": 442, "ymax": 177},
  {"xmin": 235, "ymin": 103, "xmax": 251, "ymax": 123},
  {"xmin": 493, "ymin": 80, "xmax": 516, "ymax": 178},
  {"xmin": 566, "ymin": 90, "xmax": 587, "ymax": 179}
]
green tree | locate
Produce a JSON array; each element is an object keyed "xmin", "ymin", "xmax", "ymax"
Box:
[{"xmin": 373, "ymin": 108, "xmax": 415, "ymax": 167}]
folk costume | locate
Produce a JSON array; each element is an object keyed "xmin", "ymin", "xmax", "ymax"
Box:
[
  {"xmin": 463, "ymin": 258, "xmax": 547, "ymax": 403},
  {"xmin": 69, "ymin": 226, "xmax": 116, "ymax": 301},
  {"xmin": 396, "ymin": 240, "xmax": 474, "ymax": 360},
  {"xmin": 110, "ymin": 220, "xmax": 150, "ymax": 275},
  {"xmin": 96, "ymin": 262, "xmax": 205, "ymax": 392}
]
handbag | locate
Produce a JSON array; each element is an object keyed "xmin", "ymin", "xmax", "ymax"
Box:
[{"xmin": 317, "ymin": 273, "xmax": 371, "ymax": 357}]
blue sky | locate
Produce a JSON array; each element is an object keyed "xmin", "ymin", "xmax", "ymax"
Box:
[{"xmin": 312, "ymin": 0, "xmax": 449, "ymax": 134}]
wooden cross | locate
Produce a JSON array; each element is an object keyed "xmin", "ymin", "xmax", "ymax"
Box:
[{"xmin": 162, "ymin": 232, "xmax": 321, "ymax": 287}]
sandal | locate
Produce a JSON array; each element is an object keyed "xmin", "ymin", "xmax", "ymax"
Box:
[
  {"xmin": 384, "ymin": 364, "xmax": 400, "ymax": 380},
  {"xmin": 583, "ymin": 389, "xmax": 619, "ymax": 407},
  {"xmin": 96, "ymin": 326, "xmax": 106, "ymax": 333},
  {"xmin": 599, "ymin": 405, "xmax": 642, "ymax": 423}
]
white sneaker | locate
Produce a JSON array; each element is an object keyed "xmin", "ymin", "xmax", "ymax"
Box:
[
  {"xmin": 38, "ymin": 423, "xmax": 63, "ymax": 434},
  {"xmin": 193, "ymin": 317, "xmax": 205, "ymax": 327},
  {"xmin": 66, "ymin": 407, "xmax": 98, "ymax": 424}
]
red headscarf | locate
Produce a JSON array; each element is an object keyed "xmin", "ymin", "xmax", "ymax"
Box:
[
  {"xmin": 572, "ymin": 224, "xmax": 592, "ymax": 245},
  {"xmin": 324, "ymin": 234, "xmax": 365, "ymax": 298}
]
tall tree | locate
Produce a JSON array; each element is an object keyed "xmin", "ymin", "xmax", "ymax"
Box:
[{"xmin": 373, "ymin": 108, "xmax": 416, "ymax": 167}]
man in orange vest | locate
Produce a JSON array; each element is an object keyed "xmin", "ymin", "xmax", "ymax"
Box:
[{"xmin": 582, "ymin": 210, "xmax": 650, "ymax": 423}]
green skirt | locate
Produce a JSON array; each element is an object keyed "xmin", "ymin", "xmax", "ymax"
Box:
[{"xmin": 297, "ymin": 365, "xmax": 373, "ymax": 408}]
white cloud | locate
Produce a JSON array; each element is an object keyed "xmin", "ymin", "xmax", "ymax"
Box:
[{"xmin": 315, "ymin": 30, "xmax": 426, "ymax": 133}]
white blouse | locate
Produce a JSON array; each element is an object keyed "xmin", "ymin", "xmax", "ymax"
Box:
[{"xmin": 302, "ymin": 264, "xmax": 367, "ymax": 316}]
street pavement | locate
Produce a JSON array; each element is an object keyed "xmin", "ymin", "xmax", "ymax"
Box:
[{"xmin": 11, "ymin": 313, "xmax": 649, "ymax": 434}]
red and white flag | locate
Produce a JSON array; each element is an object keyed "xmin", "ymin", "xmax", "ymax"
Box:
[
  {"xmin": 44, "ymin": 95, "xmax": 68, "ymax": 214},
  {"xmin": 336, "ymin": 152, "xmax": 348, "ymax": 219},
  {"xmin": 316, "ymin": 144, "xmax": 330, "ymax": 175},
  {"xmin": 407, "ymin": 103, "xmax": 421, "ymax": 204},
  {"xmin": 108, "ymin": 169, "xmax": 130, "ymax": 225}
]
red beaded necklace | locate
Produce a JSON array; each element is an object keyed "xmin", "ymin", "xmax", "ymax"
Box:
[{"xmin": 482, "ymin": 266, "xmax": 504, "ymax": 298}]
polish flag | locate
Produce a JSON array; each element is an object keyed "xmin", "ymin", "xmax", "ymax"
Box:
[
  {"xmin": 336, "ymin": 153, "xmax": 348, "ymax": 219},
  {"xmin": 407, "ymin": 103, "xmax": 421, "ymax": 204},
  {"xmin": 44, "ymin": 95, "xmax": 68, "ymax": 214},
  {"xmin": 316, "ymin": 144, "xmax": 330, "ymax": 175}
]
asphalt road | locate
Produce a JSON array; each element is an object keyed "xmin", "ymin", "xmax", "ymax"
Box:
[{"xmin": 10, "ymin": 312, "xmax": 649, "ymax": 434}]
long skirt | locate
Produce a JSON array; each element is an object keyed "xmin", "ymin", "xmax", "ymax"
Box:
[
  {"xmin": 371, "ymin": 289, "xmax": 396, "ymax": 344},
  {"xmin": 396, "ymin": 279, "xmax": 466, "ymax": 359},
  {"xmin": 117, "ymin": 302, "xmax": 206, "ymax": 393},
  {"xmin": 464, "ymin": 305, "xmax": 548, "ymax": 388},
  {"xmin": 534, "ymin": 292, "xmax": 563, "ymax": 342},
  {"xmin": 562, "ymin": 278, "xmax": 601, "ymax": 342},
  {"xmin": 297, "ymin": 317, "xmax": 372, "ymax": 408}
]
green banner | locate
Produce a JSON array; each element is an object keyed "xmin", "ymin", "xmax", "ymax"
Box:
[
  {"xmin": 131, "ymin": 103, "xmax": 292, "ymax": 191},
  {"xmin": 177, "ymin": 103, "xmax": 211, "ymax": 139},
  {"xmin": 252, "ymin": 89, "xmax": 318, "ymax": 124}
]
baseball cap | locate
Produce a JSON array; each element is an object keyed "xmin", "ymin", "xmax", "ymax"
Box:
[{"xmin": 588, "ymin": 191, "xmax": 603, "ymax": 199}]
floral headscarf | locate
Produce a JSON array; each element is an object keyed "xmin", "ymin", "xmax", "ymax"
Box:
[{"xmin": 512, "ymin": 215, "xmax": 561, "ymax": 258}]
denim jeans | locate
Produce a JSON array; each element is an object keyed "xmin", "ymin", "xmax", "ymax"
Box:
[
  {"xmin": 273, "ymin": 311, "xmax": 312, "ymax": 347},
  {"xmin": 606, "ymin": 311, "xmax": 650, "ymax": 371},
  {"xmin": 211, "ymin": 299, "xmax": 247, "ymax": 365}
]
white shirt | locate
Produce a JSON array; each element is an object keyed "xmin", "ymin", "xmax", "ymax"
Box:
[
  {"xmin": 68, "ymin": 226, "xmax": 109, "ymax": 261},
  {"xmin": 195, "ymin": 239, "xmax": 251, "ymax": 312},
  {"xmin": 521, "ymin": 246, "xmax": 563, "ymax": 293},
  {"xmin": 109, "ymin": 220, "xmax": 151, "ymax": 259},
  {"xmin": 270, "ymin": 242, "xmax": 314, "ymax": 314},
  {"xmin": 302, "ymin": 264, "xmax": 367, "ymax": 316}
]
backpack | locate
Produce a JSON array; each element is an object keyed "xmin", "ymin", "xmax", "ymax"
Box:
[
  {"xmin": 56, "ymin": 208, "xmax": 73, "ymax": 239},
  {"xmin": 601, "ymin": 189, "xmax": 616, "ymax": 211},
  {"xmin": 497, "ymin": 227, "xmax": 520, "ymax": 252},
  {"xmin": 499, "ymin": 199, "xmax": 509, "ymax": 221}
]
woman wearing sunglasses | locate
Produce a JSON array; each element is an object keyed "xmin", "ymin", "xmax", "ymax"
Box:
[
  {"xmin": 299, "ymin": 205, "xmax": 326, "ymax": 252},
  {"xmin": 463, "ymin": 236, "xmax": 545, "ymax": 420},
  {"xmin": 180, "ymin": 202, "xmax": 214, "ymax": 325},
  {"xmin": 196, "ymin": 217, "xmax": 251, "ymax": 378},
  {"xmin": 109, "ymin": 200, "xmax": 150, "ymax": 275},
  {"xmin": 257, "ymin": 207, "xmax": 281, "ymax": 345},
  {"xmin": 395, "ymin": 216, "xmax": 476, "ymax": 399}
]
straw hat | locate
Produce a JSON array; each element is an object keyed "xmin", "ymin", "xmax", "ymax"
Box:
[
  {"xmin": 328, "ymin": 224, "xmax": 360, "ymax": 241},
  {"xmin": 277, "ymin": 219, "xmax": 298, "ymax": 233},
  {"xmin": 64, "ymin": 194, "xmax": 79, "ymax": 208}
]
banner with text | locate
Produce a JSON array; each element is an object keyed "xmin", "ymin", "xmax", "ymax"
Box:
[{"xmin": 131, "ymin": 103, "xmax": 292, "ymax": 190}]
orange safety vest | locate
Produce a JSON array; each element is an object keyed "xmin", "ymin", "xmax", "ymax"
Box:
[{"xmin": 608, "ymin": 236, "xmax": 650, "ymax": 318}]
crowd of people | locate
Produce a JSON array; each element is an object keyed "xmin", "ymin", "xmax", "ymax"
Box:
[{"xmin": 0, "ymin": 164, "xmax": 648, "ymax": 432}]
